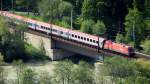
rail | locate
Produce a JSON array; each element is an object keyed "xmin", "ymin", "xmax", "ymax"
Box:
[{"xmin": 134, "ymin": 52, "xmax": 150, "ymax": 60}]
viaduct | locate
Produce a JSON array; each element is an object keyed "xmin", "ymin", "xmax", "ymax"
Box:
[{"xmin": 19, "ymin": 29, "xmax": 106, "ymax": 61}]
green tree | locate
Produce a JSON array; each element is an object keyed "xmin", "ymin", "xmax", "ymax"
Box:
[
  {"xmin": 115, "ymin": 33, "xmax": 125, "ymax": 43},
  {"xmin": 124, "ymin": 7, "xmax": 144, "ymax": 48},
  {"xmin": 59, "ymin": 1, "xmax": 73, "ymax": 17},
  {"xmin": 142, "ymin": 40, "xmax": 150, "ymax": 54},
  {"xmin": 81, "ymin": 0, "xmax": 95, "ymax": 20},
  {"xmin": 144, "ymin": 19, "xmax": 150, "ymax": 38},
  {"xmin": 80, "ymin": 20, "xmax": 94, "ymax": 34},
  {"xmin": 58, "ymin": 20, "xmax": 70, "ymax": 28},
  {"xmin": 58, "ymin": 1, "xmax": 73, "ymax": 28},
  {"xmin": 106, "ymin": 57, "xmax": 137, "ymax": 83},
  {"xmin": 15, "ymin": 23, "xmax": 27, "ymax": 40},
  {"xmin": 38, "ymin": 0, "xmax": 61, "ymax": 22},
  {"xmin": 93, "ymin": 20, "xmax": 106, "ymax": 36},
  {"xmin": 0, "ymin": 17, "xmax": 11, "ymax": 45}
]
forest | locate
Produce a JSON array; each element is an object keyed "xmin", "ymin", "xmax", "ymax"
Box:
[
  {"xmin": 0, "ymin": 0, "xmax": 150, "ymax": 84},
  {"xmin": 0, "ymin": 0, "xmax": 150, "ymax": 52}
]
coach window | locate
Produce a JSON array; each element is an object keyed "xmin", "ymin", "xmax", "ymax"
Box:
[
  {"xmin": 75, "ymin": 35, "xmax": 77, "ymax": 38},
  {"xmin": 87, "ymin": 38, "xmax": 89, "ymax": 41},
  {"xmin": 52, "ymin": 29, "xmax": 57, "ymax": 32},
  {"xmin": 46, "ymin": 27, "xmax": 49, "ymax": 30},
  {"xmin": 93, "ymin": 40, "xmax": 95, "ymax": 43},
  {"xmin": 48, "ymin": 28, "xmax": 50, "ymax": 30},
  {"xmin": 96, "ymin": 41, "xmax": 98, "ymax": 43},
  {"xmin": 72, "ymin": 34, "xmax": 74, "ymax": 37},
  {"xmin": 29, "ymin": 23, "xmax": 32, "ymax": 26},
  {"xmin": 81, "ymin": 37, "xmax": 83, "ymax": 40},
  {"xmin": 84, "ymin": 37, "xmax": 86, "ymax": 40},
  {"xmin": 90, "ymin": 39, "xmax": 92, "ymax": 42},
  {"xmin": 60, "ymin": 31, "xmax": 63, "ymax": 34},
  {"xmin": 78, "ymin": 36, "xmax": 80, "ymax": 39}
]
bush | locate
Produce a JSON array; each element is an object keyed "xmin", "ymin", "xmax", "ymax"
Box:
[{"xmin": 25, "ymin": 44, "xmax": 49, "ymax": 61}]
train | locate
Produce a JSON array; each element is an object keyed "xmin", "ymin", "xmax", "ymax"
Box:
[{"xmin": 0, "ymin": 11, "xmax": 135, "ymax": 56}]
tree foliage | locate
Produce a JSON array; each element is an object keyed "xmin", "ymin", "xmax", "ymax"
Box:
[
  {"xmin": 125, "ymin": 7, "xmax": 144, "ymax": 48},
  {"xmin": 115, "ymin": 33, "xmax": 125, "ymax": 43},
  {"xmin": 142, "ymin": 40, "xmax": 150, "ymax": 54},
  {"xmin": 80, "ymin": 20, "xmax": 94, "ymax": 34},
  {"xmin": 38, "ymin": 0, "xmax": 61, "ymax": 22},
  {"xmin": 81, "ymin": 0, "xmax": 95, "ymax": 20},
  {"xmin": 93, "ymin": 20, "xmax": 106, "ymax": 36},
  {"xmin": 0, "ymin": 17, "xmax": 11, "ymax": 45},
  {"xmin": 59, "ymin": 1, "xmax": 73, "ymax": 17}
]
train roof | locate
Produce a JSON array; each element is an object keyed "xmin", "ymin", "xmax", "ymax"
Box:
[{"xmin": 0, "ymin": 11, "xmax": 104, "ymax": 40}]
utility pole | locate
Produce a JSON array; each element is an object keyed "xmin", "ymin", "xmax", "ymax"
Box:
[
  {"xmin": 71, "ymin": 10, "xmax": 73, "ymax": 30},
  {"xmin": 133, "ymin": 7, "xmax": 136, "ymax": 48},
  {"xmin": 133, "ymin": 18, "xmax": 135, "ymax": 47}
]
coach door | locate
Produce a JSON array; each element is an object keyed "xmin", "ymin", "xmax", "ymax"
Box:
[{"xmin": 98, "ymin": 38, "xmax": 105, "ymax": 48}]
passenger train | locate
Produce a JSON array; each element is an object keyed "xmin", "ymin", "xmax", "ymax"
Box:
[{"xmin": 0, "ymin": 11, "xmax": 135, "ymax": 56}]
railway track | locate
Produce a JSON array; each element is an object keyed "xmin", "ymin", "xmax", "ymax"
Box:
[
  {"xmin": 134, "ymin": 52, "xmax": 150, "ymax": 60},
  {"xmin": 11, "ymin": 26, "xmax": 150, "ymax": 60}
]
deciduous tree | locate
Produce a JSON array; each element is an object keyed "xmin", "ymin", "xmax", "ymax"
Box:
[
  {"xmin": 80, "ymin": 20, "xmax": 94, "ymax": 34},
  {"xmin": 115, "ymin": 33, "xmax": 125, "ymax": 43},
  {"xmin": 81, "ymin": 0, "xmax": 95, "ymax": 20},
  {"xmin": 124, "ymin": 7, "xmax": 144, "ymax": 48},
  {"xmin": 142, "ymin": 40, "xmax": 150, "ymax": 54},
  {"xmin": 93, "ymin": 20, "xmax": 106, "ymax": 36}
]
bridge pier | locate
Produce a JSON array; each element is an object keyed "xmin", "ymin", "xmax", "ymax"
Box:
[{"xmin": 24, "ymin": 32, "xmax": 76, "ymax": 60}]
